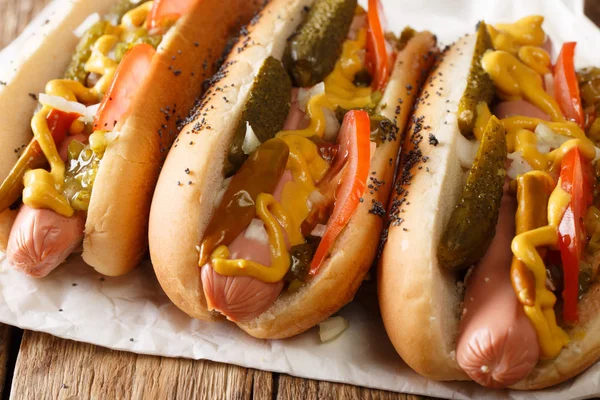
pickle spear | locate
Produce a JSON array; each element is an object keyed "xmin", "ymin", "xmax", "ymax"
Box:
[
  {"xmin": 226, "ymin": 56, "xmax": 292, "ymax": 176},
  {"xmin": 284, "ymin": 0, "xmax": 357, "ymax": 87},
  {"xmin": 199, "ymin": 138, "xmax": 290, "ymax": 265},
  {"xmin": 438, "ymin": 116, "xmax": 507, "ymax": 270},
  {"xmin": 457, "ymin": 22, "xmax": 495, "ymax": 138}
]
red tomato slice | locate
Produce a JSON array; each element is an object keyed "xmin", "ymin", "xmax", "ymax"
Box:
[
  {"xmin": 554, "ymin": 42, "xmax": 585, "ymax": 128},
  {"xmin": 309, "ymin": 110, "xmax": 371, "ymax": 275},
  {"xmin": 147, "ymin": 0, "xmax": 197, "ymax": 33},
  {"xmin": 94, "ymin": 43, "xmax": 156, "ymax": 132},
  {"xmin": 366, "ymin": 0, "xmax": 392, "ymax": 91},
  {"xmin": 47, "ymin": 109, "xmax": 80, "ymax": 146},
  {"xmin": 557, "ymin": 146, "xmax": 591, "ymax": 323}
]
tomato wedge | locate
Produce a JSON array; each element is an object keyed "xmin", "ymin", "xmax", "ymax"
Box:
[
  {"xmin": 557, "ymin": 146, "xmax": 591, "ymax": 323},
  {"xmin": 366, "ymin": 0, "xmax": 392, "ymax": 91},
  {"xmin": 147, "ymin": 0, "xmax": 197, "ymax": 33},
  {"xmin": 94, "ymin": 43, "xmax": 156, "ymax": 132},
  {"xmin": 309, "ymin": 110, "xmax": 371, "ymax": 275},
  {"xmin": 47, "ymin": 109, "xmax": 80, "ymax": 147},
  {"xmin": 554, "ymin": 42, "xmax": 585, "ymax": 128}
]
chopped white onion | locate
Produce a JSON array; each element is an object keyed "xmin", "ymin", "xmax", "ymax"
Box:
[
  {"xmin": 104, "ymin": 130, "xmax": 120, "ymax": 143},
  {"xmin": 38, "ymin": 93, "xmax": 86, "ymax": 115},
  {"xmin": 242, "ymin": 122, "xmax": 261, "ymax": 154},
  {"xmin": 73, "ymin": 13, "xmax": 100, "ymax": 38},
  {"xmin": 244, "ymin": 218, "xmax": 269, "ymax": 245},
  {"xmin": 297, "ymin": 82, "xmax": 325, "ymax": 112},
  {"xmin": 310, "ymin": 224, "xmax": 327, "ymax": 237},
  {"xmin": 319, "ymin": 316, "xmax": 349, "ymax": 343},
  {"xmin": 535, "ymin": 123, "xmax": 570, "ymax": 152},
  {"xmin": 81, "ymin": 103, "xmax": 100, "ymax": 124},
  {"xmin": 308, "ymin": 190, "xmax": 326, "ymax": 206},
  {"xmin": 456, "ymin": 133, "xmax": 478, "ymax": 169},
  {"xmin": 507, "ymin": 151, "xmax": 533, "ymax": 179},
  {"xmin": 323, "ymin": 108, "xmax": 340, "ymax": 141}
]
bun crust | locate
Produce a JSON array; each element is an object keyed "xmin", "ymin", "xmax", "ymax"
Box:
[
  {"xmin": 149, "ymin": 0, "xmax": 437, "ymax": 337},
  {"xmin": 379, "ymin": 33, "xmax": 600, "ymax": 389},
  {"xmin": 149, "ymin": 0, "xmax": 315, "ymax": 321},
  {"xmin": 378, "ymin": 34, "xmax": 476, "ymax": 381},
  {"xmin": 80, "ymin": 0, "xmax": 264, "ymax": 275}
]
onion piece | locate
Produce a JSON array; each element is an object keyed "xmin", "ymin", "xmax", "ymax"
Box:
[
  {"xmin": 81, "ymin": 103, "xmax": 100, "ymax": 124},
  {"xmin": 310, "ymin": 224, "xmax": 327, "ymax": 237},
  {"xmin": 535, "ymin": 123, "xmax": 570, "ymax": 153},
  {"xmin": 73, "ymin": 13, "xmax": 100, "ymax": 38},
  {"xmin": 104, "ymin": 130, "xmax": 120, "ymax": 143},
  {"xmin": 319, "ymin": 316, "xmax": 349, "ymax": 343},
  {"xmin": 244, "ymin": 218, "xmax": 269, "ymax": 245},
  {"xmin": 507, "ymin": 151, "xmax": 533, "ymax": 179},
  {"xmin": 455, "ymin": 133, "xmax": 478, "ymax": 169},
  {"xmin": 38, "ymin": 93, "xmax": 86, "ymax": 116},
  {"xmin": 307, "ymin": 189, "xmax": 326, "ymax": 210},
  {"xmin": 242, "ymin": 122, "xmax": 261, "ymax": 154},
  {"xmin": 297, "ymin": 83, "xmax": 325, "ymax": 112},
  {"xmin": 323, "ymin": 108, "xmax": 341, "ymax": 141}
]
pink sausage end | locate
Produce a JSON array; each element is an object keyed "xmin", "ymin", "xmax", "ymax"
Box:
[
  {"xmin": 7, "ymin": 205, "xmax": 85, "ymax": 278},
  {"xmin": 456, "ymin": 192, "xmax": 540, "ymax": 388}
]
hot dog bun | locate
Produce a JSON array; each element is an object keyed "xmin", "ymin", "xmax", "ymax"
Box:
[
  {"xmin": 82, "ymin": 0, "xmax": 264, "ymax": 276},
  {"xmin": 149, "ymin": 0, "xmax": 438, "ymax": 338},
  {"xmin": 379, "ymin": 33, "xmax": 475, "ymax": 382},
  {"xmin": 378, "ymin": 32, "xmax": 600, "ymax": 389}
]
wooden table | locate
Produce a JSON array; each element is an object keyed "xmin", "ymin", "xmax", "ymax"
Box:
[{"xmin": 1, "ymin": 1, "xmax": 600, "ymax": 399}]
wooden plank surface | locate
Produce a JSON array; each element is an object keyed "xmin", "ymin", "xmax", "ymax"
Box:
[
  {"xmin": 1, "ymin": 1, "xmax": 600, "ymax": 400},
  {"xmin": 10, "ymin": 332, "xmax": 427, "ymax": 400}
]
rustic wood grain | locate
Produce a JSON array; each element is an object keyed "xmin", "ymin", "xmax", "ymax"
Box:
[
  {"xmin": 276, "ymin": 375, "xmax": 438, "ymax": 400},
  {"xmin": 11, "ymin": 331, "xmax": 263, "ymax": 400},
  {"xmin": 0, "ymin": 324, "xmax": 14, "ymax": 397}
]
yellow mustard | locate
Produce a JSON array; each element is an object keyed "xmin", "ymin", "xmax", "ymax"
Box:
[
  {"xmin": 502, "ymin": 117, "xmax": 589, "ymax": 147},
  {"xmin": 279, "ymin": 135, "xmax": 328, "ymax": 245},
  {"xmin": 482, "ymin": 50, "xmax": 563, "ymax": 121},
  {"xmin": 511, "ymin": 173, "xmax": 571, "ymax": 358},
  {"xmin": 208, "ymin": 136, "xmax": 328, "ymax": 281},
  {"xmin": 495, "ymin": 15, "xmax": 546, "ymax": 47},
  {"xmin": 518, "ymin": 45, "xmax": 551, "ymax": 75},
  {"xmin": 511, "ymin": 130, "xmax": 595, "ymax": 172},
  {"xmin": 210, "ymin": 194, "xmax": 292, "ymax": 283},
  {"xmin": 23, "ymin": 1, "xmax": 154, "ymax": 215}
]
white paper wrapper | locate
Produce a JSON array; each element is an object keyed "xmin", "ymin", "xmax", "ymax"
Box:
[{"xmin": 1, "ymin": 0, "xmax": 600, "ymax": 398}]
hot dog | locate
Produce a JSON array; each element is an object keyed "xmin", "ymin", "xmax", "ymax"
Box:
[
  {"xmin": 379, "ymin": 16, "xmax": 600, "ymax": 389},
  {"xmin": 149, "ymin": 0, "xmax": 438, "ymax": 338},
  {"xmin": 0, "ymin": 0, "xmax": 263, "ymax": 276}
]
